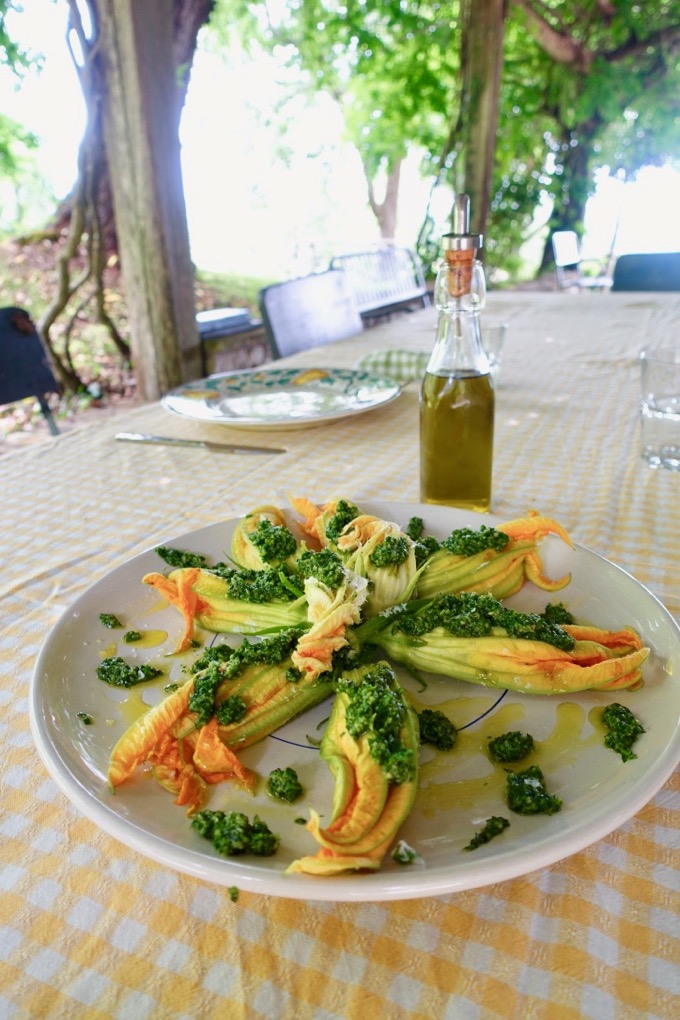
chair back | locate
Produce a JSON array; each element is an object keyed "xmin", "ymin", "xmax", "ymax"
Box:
[
  {"xmin": 551, "ymin": 230, "xmax": 581, "ymax": 269},
  {"xmin": 0, "ymin": 306, "xmax": 61, "ymax": 434},
  {"xmin": 611, "ymin": 252, "xmax": 680, "ymax": 292},
  {"xmin": 259, "ymin": 270, "xmax": 363, "ymax": 359},
  {"xmin": 329, "ymin": 247, "xmax": 429, "ymax": 318},
  {"xmin": 551, "ymin": 230, "xmax": 582, "ymax": 289}
]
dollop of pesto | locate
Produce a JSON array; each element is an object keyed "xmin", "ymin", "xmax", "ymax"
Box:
[
  {"xmin": 191, "ymin": 810, "xmax": 279, "ymax": 857},
  {"xmin": 155, "ymin": 546, "xmax": 208, "ymax": 569},
  {"xmin": 336, "ymin": 662, "xmax": 416, "ymax": 784},
  {"xmin": 488, "ymin": 730, "xmax": 534, "ymax": 763},
  {"xmin": 209, "ymin": 565, "xmax": 300, "ymax": 603},
  {"xmin": 247, "ymin": 518, "xmax": 297, "ymax": 564},
  {"xmin": 391, "ymin": 591, "xmax": 575, "ymax": 651},
  {"xmin": 296, "ymin": 548, "xmax": 345, "ymax": 589},
  {"xmin": 369, "ymin": 535, "xmax": 410, "ymax": 568},
  {"xmin": 97, "ymin": 656, "xmax": 162, "ymax": 688},
  {"xmin": 441, "ymin": 525, "xmax": 509, "ymax": 556},
  {"xmin": 601, "ymin": 703, "xmax": 645, "ymax": 762},
  {"xmin": 506, "ymin": 765, "xmax": 562, "ymax": 815},
  {"xmin": 418, "ymin": 708, "xmax": 457, "ymax": 750},
  {"xmin": 325, "ymin": 499, "xmax": 360, "ymax": 542},
  {"xmin": 266, "ymin": 767, "xmax": 304, "ymax": 803}
]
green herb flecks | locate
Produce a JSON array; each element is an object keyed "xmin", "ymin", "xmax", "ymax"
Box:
[
  {"xmin": 99, "ymin": 613, "xmax": 122, "ymax": 629},
  {"xmin": 464, "ymin": 816, "xmax": 510, "ymax": 851},
  {"xmin": 392, "ymin": 839, "xmax": 418, "ymax": 864}
]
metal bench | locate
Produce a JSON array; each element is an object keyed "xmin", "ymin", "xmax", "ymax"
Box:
[{"xmin": 329, "ymin": 247, "xmax": 430, "ymax": 322}]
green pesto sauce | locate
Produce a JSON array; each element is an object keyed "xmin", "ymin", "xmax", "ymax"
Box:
[
  {"xmin": 97, "ymin": 657, "xmax": 163, "ymax": 688},
  {"xmin": 391, "ymin": 591, "xmax": 575, "ymax": 651},
  {"xmin": 99, "ymin": 613, "xmax": 122, "ymax": 629},
  {"xmin": 601, "ymin": 703, "xmax": 645, "ymax": 762},
  {"xmin": 155, "ymin": 546, "xmax": 208, "ymax": 569},
  {"xmin": 488, "ymin": 730, "xmax": 534, "ymax": 763},
  {"xmin": 506, "ymin": 765, "xmax": 562, "ymax": 815},
  {"xmin": 464, "ymin": 816, "xmax": 510, "ymax": 851},
  {"xmin": 369, "ymin": 535, "xmax": 410, "ymax": 568},
  {"xmin": 266, "ymin": 767, "xmax": 304, "ymax": 803},
  {"xmin": 418, "ymin": 708, "xmax": 457, "ymax": 750},
  {"xmin": 191, "ymin": 810, "xmax": 279, "ymax": 857},
  {"xmin": 247, "ymin": 518, "xmax": 297, "ymax": 564}
]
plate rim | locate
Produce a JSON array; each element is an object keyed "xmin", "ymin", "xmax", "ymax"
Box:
[
  {"xmin": 160, "ymin": 366, "xmax": 402, "ymax": 429},
  {"xmin": 29, "ymin": 501, "xmax": 680, "ymax": 902}
]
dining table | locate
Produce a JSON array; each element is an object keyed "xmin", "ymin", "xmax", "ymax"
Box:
[{"xmin": 2, "ymin": 289, "xmax": 678, "ymax": 1020}]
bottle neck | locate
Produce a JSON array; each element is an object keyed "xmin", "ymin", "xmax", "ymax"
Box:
[{"xmin": 427, "ymin": 260, "xmax": 489, "ymax": 376}]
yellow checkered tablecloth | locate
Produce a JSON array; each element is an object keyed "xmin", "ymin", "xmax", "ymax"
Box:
[{"xmin": 1, "ymin": 292, "xmax": 678, "ymax": 1019}]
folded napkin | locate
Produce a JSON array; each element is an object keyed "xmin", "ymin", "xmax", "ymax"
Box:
[{"xmin": 357, "ymin": 349, "xmax": 429, "ymax": 383}]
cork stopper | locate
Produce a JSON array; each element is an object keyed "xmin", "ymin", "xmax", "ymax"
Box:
[{"xmin": 440, "ymin": 194, "xmax": 483, "ymax": 297}]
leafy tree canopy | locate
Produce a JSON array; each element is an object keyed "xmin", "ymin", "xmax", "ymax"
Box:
[{"xmin": 214, "ymin": 0, "xmax": 680, "ymax": 276}]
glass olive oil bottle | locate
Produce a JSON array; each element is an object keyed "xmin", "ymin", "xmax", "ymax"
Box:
[{"xmin": 420, "ymin": 196, "xmax": 494, "ymax": 512}]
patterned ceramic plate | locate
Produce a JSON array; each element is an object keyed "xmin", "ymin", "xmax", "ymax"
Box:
[
  {"xmin": 161, "ymin": 368, "xmax": 402, "ymax": 430},
  {"xmin": 29, "ymin": 502, "xmax": 680, "ymax": 902}
]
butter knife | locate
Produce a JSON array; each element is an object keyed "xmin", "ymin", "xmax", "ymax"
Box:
[{"xmin": 115, "ymin": 432, "xmax": 286, "ymax": 455}]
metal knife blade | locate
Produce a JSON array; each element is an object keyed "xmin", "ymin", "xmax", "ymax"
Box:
[{"xmin": 115, "ymin": 432, "xmax": 286, "ymax": 455}]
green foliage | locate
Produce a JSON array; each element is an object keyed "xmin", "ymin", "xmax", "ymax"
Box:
[{"xmin": 212, "ymin": 0, "xmax": 680, "ymax": 279}]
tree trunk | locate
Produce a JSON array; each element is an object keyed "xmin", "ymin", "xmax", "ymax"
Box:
[
  {"xmin": 537, "ymin": 115, "xmax": 603, "ymax": 273},
  {"xmin": 458, "ymin": 0, "xmax": 506, "ymax": 241},
  {"xmin": 365, "ymin": 160, "xmax": 402, "ymax": 241},
  {"xmin": 94, "ymin": 0, "xmax": 201, "ymax": 400}
]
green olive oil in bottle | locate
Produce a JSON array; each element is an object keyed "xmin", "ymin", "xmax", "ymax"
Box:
[{"xmin": 420, "ymin": 196, "xmax": 494, "ymax": 512}]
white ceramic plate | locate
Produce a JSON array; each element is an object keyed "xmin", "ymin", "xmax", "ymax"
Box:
[
  {"xmin": 161, "ymin": 367, "xmax": 401, "ymax": 430},
  {"xmin": 29, "ymin": 502, "xmax": 680, "ymax": 902}
]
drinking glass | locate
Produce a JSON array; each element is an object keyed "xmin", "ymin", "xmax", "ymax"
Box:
[
  {"xmin": 640, "ymin": 347, "xmax": 680, "ymax": 471},
  {"xmin": 482, "ymin": 321, "xmax": 507, "ymax": 387}
]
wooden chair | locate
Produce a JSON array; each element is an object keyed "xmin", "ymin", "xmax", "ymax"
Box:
[
  {"xmin": 330, "ymin": 247, "xmax": 430, "ymax": 321},
  {"xmin": 0, "ymin": 306, "xmax": 61, "ymax": 435},
  {"xmin": 551, "ymin": 231, "xmax": 612, "ymax": 291},
  {"xmin": 611, "ymin": 252, "xmax": 680, "ymax": 292},
  {"xmin": 258, "ymin": 270, "xmax": 363, "ymax": 359}
]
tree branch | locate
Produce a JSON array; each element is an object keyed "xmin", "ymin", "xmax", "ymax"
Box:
[{"xmin": 513, "ymin": 0, "xmax": 593, "ymax": 71}]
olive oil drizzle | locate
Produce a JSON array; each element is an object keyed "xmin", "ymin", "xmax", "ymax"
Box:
[{"xmin": 416, "ymin": 697, "xmax": 595, "ymax": 817}]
